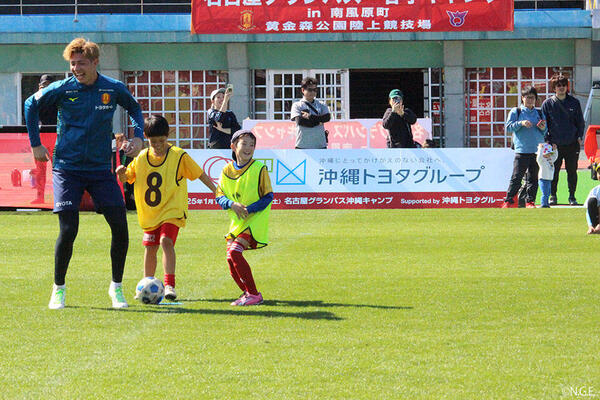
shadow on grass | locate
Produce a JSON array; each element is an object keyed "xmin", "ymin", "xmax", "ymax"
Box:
[
  {"xmin": 185, "ymin": 298, "xmax": 413, "ymax": 311},
  {"xmin": 90, "ymin": 306, "xmax": 342, "ymax": 320}
]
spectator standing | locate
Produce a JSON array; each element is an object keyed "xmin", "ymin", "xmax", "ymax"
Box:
[
  {"xmin": 502, "ymin": 86, "xmax": 547, "ymax": 208},
  {"xmin": 25, "ymin": 38, "xmax": 145, "ymax": 309},
  {"xmin": 382, "ymin": 89, "xmax": 419, "ymax": 148},
  {"xmin": 206, "ymin": 86, "xmax": 241, "ymax": 149},
  {"xmin": 38, "ymin": 75, "xmax": 58, "ymax": 125},
  {"xmin": 290, "ymin": 77, "xmax": 331, "ymax": 149},
  {"xmin": 30, "ymin": 74, "xmax": 58, "ymax": 203},
  {"xmin": 536, "ymin": 143, "xmax": 558, "ymax": 208},
  {"xmin": 541, "ymin": 74, "xmax": 585, "ymax": 205}
]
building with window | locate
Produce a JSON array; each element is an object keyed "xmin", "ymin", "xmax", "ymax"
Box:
[{"xmin": 0, "ymin": 1, "xmax": 596, "ymax": 149}]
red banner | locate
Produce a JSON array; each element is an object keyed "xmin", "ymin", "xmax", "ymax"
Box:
[{"xmin": 191, "ymin": 0, "xmax": 513, "ymax": 34}]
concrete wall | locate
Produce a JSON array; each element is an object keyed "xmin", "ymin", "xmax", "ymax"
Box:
[
  {"xmin": 0, "ymin": 73, "xmax": 20, "ymax": 125},
  {"xmin": 0, "ymin": 36, "xmax": 592, "ymax": 146},
  {"xmin": 443, "ymin": 42, "xmax": 465, "ymax": 148}
]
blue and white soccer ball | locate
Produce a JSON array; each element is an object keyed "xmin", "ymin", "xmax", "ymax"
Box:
[{"xmin": 135, "ymin": 277, "xmax": 164, "ymax": 304}]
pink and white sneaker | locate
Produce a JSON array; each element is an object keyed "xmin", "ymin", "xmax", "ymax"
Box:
[
  {"xmin": 239, "ymin": 292, "xmax": 263, "ymax": 306},
  {"xmin": 230, "ymin": 292, "xmax": 248, "ymax": 306}
]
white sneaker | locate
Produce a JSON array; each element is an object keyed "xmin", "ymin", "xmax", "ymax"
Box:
[
  {"xmin": 48, "ymin": 284, "xmax": 66, "ymax": 309},
  {"xmin": 108, "ymin": 282, "xmax": 128, "ymax": 309},
  {"xmin": 164, "ymin": 285, "xmax": 177, "ymax": 301}
]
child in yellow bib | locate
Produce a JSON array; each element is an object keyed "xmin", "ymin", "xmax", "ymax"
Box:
[
  {"xmin": 216, "ymin": 130, "xmax": 273, "ymax": 306},
  {"xmin": 116, "ymin": 115, "xmax": 216, "ymax": 301}
]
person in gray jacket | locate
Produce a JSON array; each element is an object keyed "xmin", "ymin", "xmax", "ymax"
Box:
[{"xmin": 290, "ymin": 77, "xmax": 331, "ymax": 149}]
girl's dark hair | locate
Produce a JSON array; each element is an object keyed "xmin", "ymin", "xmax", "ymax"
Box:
[
  {"xmin": 144, "ymin": 115, "xmax": 170, "ymax": 137},
  {"xmin": 521, "ymin": 86, "xmax": 538, "ymax": 100}
]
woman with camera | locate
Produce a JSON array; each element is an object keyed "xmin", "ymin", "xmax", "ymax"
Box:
[{"xmin": 207, "ymin": 85, "xmax": 242, "ymax": 149}]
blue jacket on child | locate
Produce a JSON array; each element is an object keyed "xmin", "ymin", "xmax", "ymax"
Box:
[{"xmin": 505, "ymin": 105, "xmax": 546, "ymax": 154}]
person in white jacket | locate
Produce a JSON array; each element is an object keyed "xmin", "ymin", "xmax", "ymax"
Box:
[{"xmin": 536, "ymin": 143, "xmax": 558, "ymax": 208}]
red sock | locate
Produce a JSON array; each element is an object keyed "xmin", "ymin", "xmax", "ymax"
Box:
[
  {"xmin": 227, "ymin": 243, "xmax": 246, "ymax": 292},
  {"xmin": 164, "ymin": 274, "xmax": 175, "ymax": 287},
  {"xmin": 230, "ymin": 248, "xmax": 258, "ymax": 296}
]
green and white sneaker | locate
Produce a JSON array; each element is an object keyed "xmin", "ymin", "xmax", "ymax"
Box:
[
  {"xmin": 49, "ymin": 284, "xmax": 66, "ymax": 310},
  {"xmin": 108, "ymin": 282, "xmax": 128, "ymax": 309}
]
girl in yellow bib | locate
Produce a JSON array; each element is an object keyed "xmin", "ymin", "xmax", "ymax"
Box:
[
  {"xmin": 216, "ymin": 130, "xmax": 273, "ymax": 306},
  {"xmin": 116, "ymin": 115, "xmax": 216, "ymax": 301}
]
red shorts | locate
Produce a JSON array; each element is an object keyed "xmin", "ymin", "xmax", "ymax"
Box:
[
  {"xmin": 143, "ymin": 223, "xmax": 179, "ymax": 246},
  {"xmin": 236, "ymin": 232, "xmax": 258, "ymax": 249}
]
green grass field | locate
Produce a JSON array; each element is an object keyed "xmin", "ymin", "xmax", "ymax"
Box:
[
  {"xmin": 536, "ymin": 170, "xmax": 597, "ymax": 205},
  {"xmin": 1, "ymin": 208, "xmax": 599, "ymax": 399}
]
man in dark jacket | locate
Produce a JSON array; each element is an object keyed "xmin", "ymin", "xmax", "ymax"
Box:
[
  {"xmin": 38, "ymin": 75, "xmax": 58, "ymax": 125},
  {"xmin": 382, "ymin": 89, "xmax": 418, "ymax": 148},
  {"xmin": 541, "ymin": 74, "xmax": 584, "ymax": 205}
]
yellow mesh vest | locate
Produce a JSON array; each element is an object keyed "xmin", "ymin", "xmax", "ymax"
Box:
[
  {"xmin": 133, "ymin": 146, "xmax": 189, "ymax": 230},
  {"xmin": 219, "ymin": 160, "xmax": 271, "ymax": 247}
]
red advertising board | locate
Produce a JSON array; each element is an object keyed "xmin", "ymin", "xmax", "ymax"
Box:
[
  {"xmin": 243, "ymin": 119, "xmax": 431, "ymax": 149},
  {"xmin": 0, "ymin": 132, "xmax": 55, "ymax": 209},
  {"xmin": 191, "ymin": 0, "xmax": 513, "ymax": 34}
]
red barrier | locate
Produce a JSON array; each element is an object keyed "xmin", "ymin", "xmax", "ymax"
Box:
[
  {"xmin": 584, "ymin": 124, "xmax": 600, "ymax": 163},
  {"xmin": 0, "ymin": 132, "xmax": 55, "ymax": 209}
]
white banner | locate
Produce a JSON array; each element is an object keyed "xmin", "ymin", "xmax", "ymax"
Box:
[{"xmin": 188, "ymin": 148, "xmax": 513, "ymax": 194}]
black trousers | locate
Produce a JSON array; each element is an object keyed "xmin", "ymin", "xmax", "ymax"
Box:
[
  {"xmin": 505, "ymin": 153, "xmax": 539, "ymax": 203},
  {"xmin": 551, "ymin": 141, "xmax": 580, "ymax": 198},
  {"xmin": 588, "ymin": 198, "xmax": 599, "ymax": 226}
]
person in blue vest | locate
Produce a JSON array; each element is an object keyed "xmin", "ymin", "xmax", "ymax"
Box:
[
  {"xmin": 24, "ymin": 38, "xmax": 145, "ymax": 310},
  {"xmin": 501, "ymin": 86, "xmax": 547, "ymax": 208}
]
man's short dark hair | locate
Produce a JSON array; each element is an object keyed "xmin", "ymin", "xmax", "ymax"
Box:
[
  {"xmin": 549, "ymin": 74, "xmax": 569, "ymax": 91},
  {"xmin": 301, "ymin": 77, "xmax": 318, "ymax": 89},
  {"xmin": 521, "ymin": 86, "xmax": 538, "ymax": 99},
  {"xmin": 144, "ymin": 115, "xmax": 170, "ymax": 137}
]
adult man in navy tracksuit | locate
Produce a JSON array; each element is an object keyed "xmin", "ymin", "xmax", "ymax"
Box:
[
  {"xmin": 25, "ymin": 38, "xmax": 145, "ymax": 309},
  {"xmin": 541, "ymin": 74, "xmax": 584, "ymax": 205}
]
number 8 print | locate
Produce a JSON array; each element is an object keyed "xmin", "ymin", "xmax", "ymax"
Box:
[{"xmin": 145, "ymin": 172, "xmax": 162, "ymax": 206}]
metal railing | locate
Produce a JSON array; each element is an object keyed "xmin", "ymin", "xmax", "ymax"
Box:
[{"xmin": 514, "ymin": 0, "xmax": 586, "ymax": 10}]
